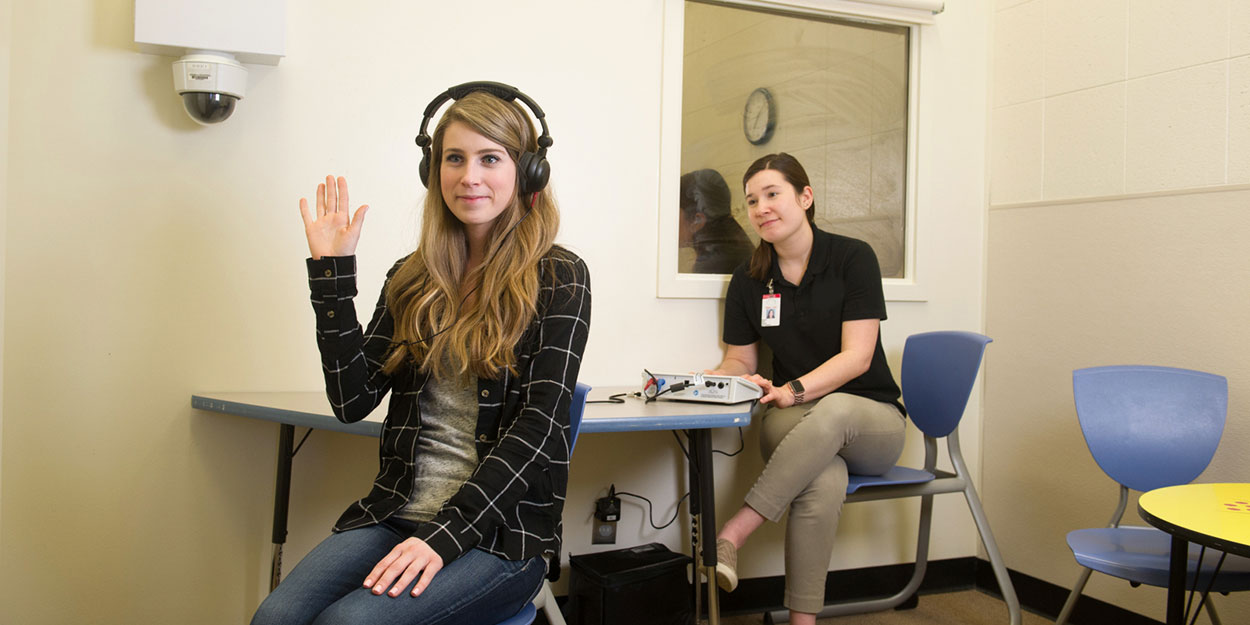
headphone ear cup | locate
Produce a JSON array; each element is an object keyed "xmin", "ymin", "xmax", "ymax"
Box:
[
  {"xmin": 530, "ymin": 157, "xmax": 550, "ymax": 194},
  {"xmin": 516, "ymin": 151, "xmax": 550, "ymax": 195},
  {"xmin": 418, "ymin": 148, "xmax": 431, "ymax": 189}
]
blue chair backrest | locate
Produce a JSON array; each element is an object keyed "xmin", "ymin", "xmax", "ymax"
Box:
[
  {"xmin": 1073, "ymin": 365, "xmax": 1226, "ymax": 493},
  {"xmin": 900, "ymin": 331, "xmax": 993, "ymax": 438},
  {"xmin": 569, "ymin": 382, "xmax": 590, "ymax": 451}
]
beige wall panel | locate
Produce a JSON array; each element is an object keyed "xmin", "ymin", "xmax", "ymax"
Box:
[
  {"xmin": 1125, "ymin": 62, "xmax": 1228, "ymax": 192},
  {"xmin": 1043, "ymin": 0, "xmax": 1127, "ymax": 96},
  {"xmin": 0, "ymin": 0, "xmax": 9, "ymax": 541},
  {"xmin": 984, "ymin": 188, "xmax": 1250, "ymax": 618},
  {"xmin": 990, "ymin": 100, "xmax": 1044, "ymax": 204},
  {"xmin": 995, "ymin": 0, "xmax": 1033, "ymax": 10},
  {"xmin": 1233, "ymin": 0, "xmax": 1250, "ymax": 57},
  {"xmin": 1042, "ymin": 82, "xmax": 1126, "ymax": 199},
  {"xmin": 1127, "ymin": 0, "xmax": 1230, "ymax": 79},
  {"xmin": 992, "ymin": 0, "xmax": 1045, "ymax": 107},
  {"xmin": 1231, "ymin": 56, "xmax": 1250, "ymax": 184}
]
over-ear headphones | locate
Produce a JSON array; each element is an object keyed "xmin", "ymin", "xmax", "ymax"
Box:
[{"xmin": 414, "ymin": 81, "xmax": 553, "ymax": 195}]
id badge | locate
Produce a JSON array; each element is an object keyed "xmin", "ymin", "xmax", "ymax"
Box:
[{"xmin": 761, "ymin": 294, "xmax": 781, "ymax": 327}]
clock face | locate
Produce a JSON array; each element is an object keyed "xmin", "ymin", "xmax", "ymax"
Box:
[{"xmin": 743, "ymin": 88, "xmax": 775, "ymax": 145}]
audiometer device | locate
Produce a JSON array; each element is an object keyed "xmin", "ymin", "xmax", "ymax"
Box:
[{"xmin": 641, "ymin": 371, "xmax": 762, "ymax": 404}]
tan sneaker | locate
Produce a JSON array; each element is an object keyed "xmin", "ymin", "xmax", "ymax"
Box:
[{"xmin": 714, "ymin": 538, "xmax": 739, "ymax": 592}]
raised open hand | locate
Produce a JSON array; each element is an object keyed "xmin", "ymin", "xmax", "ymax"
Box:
[{"xmin": 299, "ymin": 175, "xmax": 369, "ymax": 260}]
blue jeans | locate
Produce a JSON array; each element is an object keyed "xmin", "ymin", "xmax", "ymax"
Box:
[{"xmin": 250, "ymin": 519, "xmax": 546, "ymax": 625}]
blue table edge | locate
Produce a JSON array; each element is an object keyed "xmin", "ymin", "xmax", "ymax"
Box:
[
  {"xmin": 192, "ymin": 392, "xmax": 754, "ymax": 436},
  {"xmin": 191, "ymin": 394, "xmax": 383, "ymax": 437}
]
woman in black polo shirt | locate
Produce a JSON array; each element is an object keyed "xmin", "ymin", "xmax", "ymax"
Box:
[{"xmin": 708, "ymin": 153, "xmax": 905, "ymax": 625}]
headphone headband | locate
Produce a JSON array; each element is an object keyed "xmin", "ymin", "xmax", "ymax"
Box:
[{"xmin": 414, "ymin": 81, "xmax": 553, "ymax": 193}]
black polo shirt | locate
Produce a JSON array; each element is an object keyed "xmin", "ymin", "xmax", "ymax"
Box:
[{"xmin": 723, "ymin": 227, "xmax": 903, "ymax": 413}]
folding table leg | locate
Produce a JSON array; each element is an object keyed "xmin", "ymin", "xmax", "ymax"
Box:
[
  {"xmin": 270, "ymin": 423, "xmax": 295, "ymax": 591},
  {"xmin": 688, "ymin": 428, "xmax": 720, "ymax": 625}
]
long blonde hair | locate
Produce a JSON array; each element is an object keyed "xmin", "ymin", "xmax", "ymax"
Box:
[{"xmin": 383, "ymin": 91, "xmax": 559, "ymax": 381}]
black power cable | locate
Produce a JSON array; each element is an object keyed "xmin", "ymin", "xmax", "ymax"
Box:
[{"xmin": 615, "ymin": 489, "xmax": 692, "ymax": 531}]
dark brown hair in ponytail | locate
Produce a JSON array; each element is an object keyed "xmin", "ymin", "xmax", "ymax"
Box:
[{"xmin": 742, "ymin": 152, "xmax": 815, "ymax": 281}]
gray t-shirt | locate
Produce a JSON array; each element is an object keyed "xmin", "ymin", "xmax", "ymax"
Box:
[{"xmin": 395, "ymin": 364, "xmax": 479, "ymax": 523}]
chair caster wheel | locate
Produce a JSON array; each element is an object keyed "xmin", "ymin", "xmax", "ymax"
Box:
[{"xmin": 894, "ymin": 593, "xmax": 919, "ymax": 611}]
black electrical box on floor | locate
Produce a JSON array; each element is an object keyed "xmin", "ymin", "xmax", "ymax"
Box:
[{"xmin": 566, "ymin": 543, "xmax": 693, "ymax": 625}]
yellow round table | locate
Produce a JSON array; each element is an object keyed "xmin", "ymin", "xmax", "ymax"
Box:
[{"xmin": 1138, "ymin": 483, "xmax": 1250, "ymax": 625}]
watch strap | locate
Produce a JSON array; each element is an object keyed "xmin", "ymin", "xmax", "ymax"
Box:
[{"xmin": 787, "ymin": 379, "xmax": 806, "ymax": 404}]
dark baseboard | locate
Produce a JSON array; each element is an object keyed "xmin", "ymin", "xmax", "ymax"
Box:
[{"xmin": 545, "ymin": 557, "xmax": 1165, "ymax": 625}]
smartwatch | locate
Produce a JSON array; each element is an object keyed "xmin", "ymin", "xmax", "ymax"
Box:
[{"xmin": 787, "ymin": 379, "xmax": 806, "ymax": 404}]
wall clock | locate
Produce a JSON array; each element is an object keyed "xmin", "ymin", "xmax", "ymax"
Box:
[{"xmin": 743, "ymin": 87, "xmax": 776, "ymax": 145}]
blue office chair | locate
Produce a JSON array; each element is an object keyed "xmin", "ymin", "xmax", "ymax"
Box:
[
  {"xmin": 493, "ymin": 382, "xmax": 590, "ymax": 625},
  {"xmin": 765, "ymin": 331, "xmax": 1021, "ymax": 625},
  {"xmin": 1056, "ymin": 366, "xmax": 1250, "ymax": 625},
  {"xmin": 494, "ymin": 602, "xmax": 538, "ymax": 625}
]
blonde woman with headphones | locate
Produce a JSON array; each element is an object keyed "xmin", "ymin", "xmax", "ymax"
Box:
[{"xmin": 251, "ymin": 84, "xmax": 590, "ymax": 625}]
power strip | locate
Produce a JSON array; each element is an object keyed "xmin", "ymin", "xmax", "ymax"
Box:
[{"xmin": 642, "ymin": 371, "xmax": 762, "ymax": 404}]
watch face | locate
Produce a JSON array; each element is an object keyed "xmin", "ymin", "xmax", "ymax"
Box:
[{"xmin": 743, "ymin": 88, "xmax": 775, "ymax": 145}]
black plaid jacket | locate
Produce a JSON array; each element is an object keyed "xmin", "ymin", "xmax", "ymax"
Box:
[{"xmin": 306, "ymin": 246, "xmax": 591, "ymax": 567}]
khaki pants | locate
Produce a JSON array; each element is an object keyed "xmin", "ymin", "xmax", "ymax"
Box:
[{"xmin": 744, "ymin": 393, "xmax": 906, "ymax": 613}]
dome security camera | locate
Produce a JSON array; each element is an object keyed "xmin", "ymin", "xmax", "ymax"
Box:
[{"xmin": 172, "ymin": 52, "xmax": 247, "ymax": 125}]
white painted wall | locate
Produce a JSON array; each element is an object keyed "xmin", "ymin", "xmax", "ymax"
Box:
[
  {"xmin": 0, "ymin": 1, "xmax": 988, "ymax": 622},
  {"xmin": 985, "ymin": 0, "xmax": 1250, "ymax": 619}
]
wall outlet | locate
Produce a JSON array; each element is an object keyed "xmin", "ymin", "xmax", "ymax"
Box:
[{"xmin": 592, "ymin": 518, "xmax": 617, "ymax": 544}]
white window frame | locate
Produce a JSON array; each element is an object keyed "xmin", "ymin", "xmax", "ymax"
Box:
[{"xmin": 655, "ymin": 0, "xmax": 930, "ymax": 301}]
